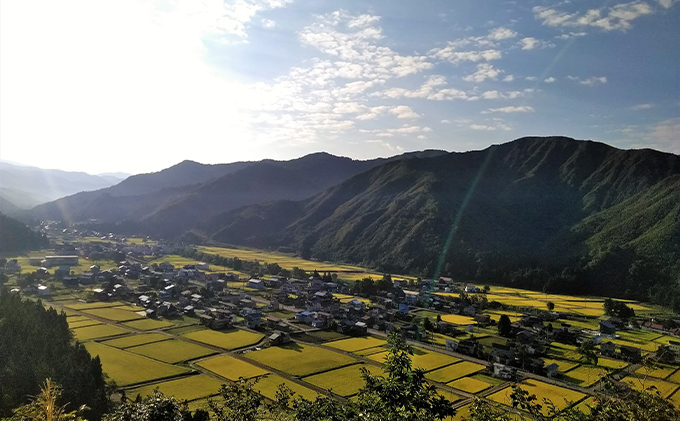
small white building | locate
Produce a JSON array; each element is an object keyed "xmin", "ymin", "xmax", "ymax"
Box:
[{"xmin": 247, "ymin": 279, "xmax": 265, "ymax": 290}]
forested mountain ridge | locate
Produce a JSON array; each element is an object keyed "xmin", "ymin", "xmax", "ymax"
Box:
[
  {"xmin": 0, "ymin": 212, "xmax": 48, "ymax": 253},
  {"xmin": 28, "ymin": 151, "xmax": 446, "ymax": 235},
  {"xmin": 205, "ymin": 137, "xmax": 680, "ymax": 306}
]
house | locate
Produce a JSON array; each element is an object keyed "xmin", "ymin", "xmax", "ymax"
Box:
[
  {"xmin": 248, "ymin": 279, "xmax": 265, "ymax": 290},
  {"xmin": 465, "ymin": 285, "xmax": 481, "ymax": 293},
  {"xmin": 43, "ymin": 255, "xmax": 79, "ymax": 267},
  {"xmin": 600, "ymin": 341, "xmax": 616, "ymax": 357},
  {"xmin": 619, "ymin": 345, "xmax": 641, "ymax": 362},
  {"xmin": 545, "ymin": 363, "xmax": 560, "ymax": 378},
  {"xmin": 490, "ymin": 343, "xmax": 515, "ymax": 365},
  {"xmin": 457, "ymin": 339, "xmax": 479, "ymax": 356},
  {"xmin": 158, "ymin": 262, "xmax": 175, "ymax": 271},
  {"xmin": 393, "ymin": 279, "xmax": 408, "ymax": 288},
  {"xmin": 269, "ymin": 331, "xmax": 291, "ymax": 346},
  {"xmin": 668, "ymin": 340, "xmax": 680, "ymax": 355},
  {"xmin": 599, "ymin": 320, "xmax": 617, "ymax": 335},
  {"xmin": 515, "ymin": 330, "xmax": 534, "ymax": 344},
  {"xmin": 474, "ymin": 314, "xmax": 491, "ymax": 326},
  {"xmin": 36, "ymin": 285, "xmax": 51, "ymax": 296},
  {"xmin": 493, "ymin": 363, "xmax": 516, "ymax": 380},
  {"xmin": 4, "ymin": 259, "xmax": 21, "ymax": 273},
  {"xmin": 196, "ymin": 262, "xmax": 210, "ymax": 271},
  {"xmin": 296, "ymin": 311, "xmax": 315, "ymax": 324},
  {"xmin": 244, "ymin": 311, "xmax": 262, "ymax": 329},
  {"xmin": 354, "ymin": 321, "xmax": 368, "ymax": 335},
  {"xmin": 403, "ymin": 290, "xmax": 420, "ymax": 305}
]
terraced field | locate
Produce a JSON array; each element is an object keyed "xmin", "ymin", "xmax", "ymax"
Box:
[
  {"xmin": 103, "ymin": 333, "xmax": 171, "ymax": 349},
  {"xmin": 303, "ymin": 364, "xmax": 384, "ymax": 397},
  {"xmin": 73, "ymin": 324, "xmax": 129, "ymax": 341},
  {"xmin": 326, "ymin": 336, "xmax": 386, "ymax": 352},
  {"xmin": 182, "ymin": 329, "xmax": 265, "ymax": 350},
  {"xmin": 488, "ymin": 379, "xmax": 587, "ymax": 415},
  {"xmin": 425, "ymin": 361, "xmax": 485, "ymax": 383},
  {"xmin": 245, "ymin": 343, "xmax": 357, "ymax": 376},
  {"xmin": 197, "ymin": 355, "xmax": 270, "ymax": 381},
  {"xmin": 82, "ymin": 307, "xmax": 145, "ymax": 322},
  {"xmin": 126, "ymin": 375, "xmax": 224, "ymax": 401},
  {"xmin": 126, "ymin": 339, "xmax": 216, "ymax": 364},
  {"xmin": 123, "ymin": 318, "xmax": 174, "ymax": 331}
]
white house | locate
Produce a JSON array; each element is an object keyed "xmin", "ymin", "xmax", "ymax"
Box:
[{"xmin": 248, "ymin": 279, "xmax": 265, "ymax": 290}]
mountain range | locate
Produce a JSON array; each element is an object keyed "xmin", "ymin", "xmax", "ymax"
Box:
[{"xmin": 17, "ymin": 137, "xmax": 680, "ymax": 307}]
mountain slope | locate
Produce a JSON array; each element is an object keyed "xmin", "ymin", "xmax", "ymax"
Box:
[
  {"xmin": 0, "ymin": 213, "xmax": 48, "ymax": 253},
  {"xmin": 207, "ymin": 137, "xmax": 680, "ymax": 283}
]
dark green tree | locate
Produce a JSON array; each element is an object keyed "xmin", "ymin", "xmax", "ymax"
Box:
[{"xmin": 497, "ymin": 314, "xmax": 512, "ymax": 337}]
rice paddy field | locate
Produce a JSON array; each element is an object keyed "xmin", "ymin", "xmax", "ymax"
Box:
[
  {"xmin": 68, "ymin": 318, "xmax": 101, "ymax": 329},
  {"xmin": 73, "ymin": 324, "xmax": 129, "ymax": 341},
  {"xmin": 541, "ymin": 358, "xmax": 579, "ymax": 373},
  {"xmin": 126, "ymin": 339, "xmax": 217, "ymax": 364},
  {"xmin": 254, "ymin": 374, "xmax": 321, "ymax": 401},
  {"xmin": 126, "ymin": 374, "xmax": 224, "ymax": 402},
  {"xmin": 622, "ymin": 374, "xmax": 680, "ymax": 398},
  {"xmin": 447, "ymin": 376, "xmax": 492, "ymax": 394},
  {"xmin": 303, "ymin": 364, "xmax": 384, "ymax": 397},
  {"xmin": 439, "ymin": 314, "xmax": 477, "ymax": 325},
  {"xmin": 367, "ymin": 347, "xmax": 460, "ymax": 372},
  {"xmin": 424, "ymin": 361, "xmax": 485, "ymax": 383},
  {"xmin": 81, "ymin": 307, "xmax": 145, "ymax": 322},
  {"xmin": 325, "ymin": 336, "xmax": 386, "ymax": 352},
  {"xmin": 182, "ymin": 329, "xmax": 265, "ymax": 350},
  {"xmin": 65, "ymin": 301, "xmax": 124, "ymax": 310},
  {"xmin": 562, "ymin": 365, "xmax": 608, "ymax": 387},
  {"xmin": 102, "ymin": 333, "xmax": 171, "ymax": 349},
  {"xmin": 488, "ymin": 379, "xmax": 587, "ymax": 415},
  {"xmin": 84, "ymin": 342, "xmax": 190, "ymax": 386},
  {"xmin": 245, "ymin": 343, "xmax": 357, "ymax": 376},
  {"xmin": 123, "ymin": 318, "xmax": 174, "ymax": 331},
  {"xmin": 634, "ymin": 363, "xmax": 678, "ymax": 379},
  {"xmin": 197, "ymin": 355, "xmax": 270, "ymax": 381}
]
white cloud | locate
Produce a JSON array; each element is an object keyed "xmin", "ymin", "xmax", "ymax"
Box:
[
  {"xmin": 428, "ymin": 26, "xmax": 517, "ymax": 65},
  {"xmin": 347, "ymin": 14, "xmax": 381, "ymax": 28},
  {"xmin": 555, "ymin": 32, "xmax": 588, "ymax": 39},
  {"xmin": 441, "ymin": 119, "xmax": 451, "ymax": 124},
  {"xmin": 525, "ymin": 76, "xmax": 538, "ymax": 81},
  {"xmin": 463, "ymin": 63, "xmax": 502, "ymax": 82},
  {"xmin": 487, "ymin": 27, "xmax": 518, "ymax": 40},
  {"xmin": 631, "ymin": 103, "xmax": 654, "ymax": 110},
  {"xmin": 389, "ymin": 105, "xmax": 421, "ymax": 119},
  {"xmin": 261, "ymin": 19, "xmax": 276, "ymax": 28},
  {"xmin": 503, "ymin": 75, "xmax": 515, "ymax": 82},
  {"xmin": 520, "ymin": 37, "xmax": 555, "ymax": 50},
  {"xmin": 333, "ymin": 102, "xmax": 367, "ymax": 114},
  {"xmin": 376, "ymin": 75, "xmax": 470, "ymax": 101},
  {"xmin": 417, "ymin": 135, "xmax": 427, "ymax": 139},
  {"xmin": 533, "ymin": 1, "xmax": 653, "ymax": 31},
  {"xmin": 568, "ymin": 75, "xmax": 608, "ymax": 86},
  {"xmin": 658, "ymin": 0, "xmax": 679, "ymax": 8},
  {"xmin": 470, "ymin": 124, "xmax": 497, "ymax": 131},
  {"xmin": 484, "ymin": 106, "xmax": 535, "ymax": 113},
  {"xmin": 544, "ymin": 77, "xmax": 556, "ymax": 83},
  {"xmin": 216, "ymin": 0, "xmax": 293, "ymax": 39}
]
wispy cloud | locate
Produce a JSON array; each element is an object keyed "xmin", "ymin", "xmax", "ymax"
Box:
[
  {"xmin": 519, "ymin": 37, "xmax": 555, "ymax": 50},
  {"xmin": 544, "ymin": 77, "xmax": 556, "ymax": 83},
  {"xmin": 533, "ymin": 1, "xmax": 653, "ymax": 31},
  {"xmin": 483, "ymin": 106, "xmax": 535, "ymax": 113},
  {"xmin": 464, "ymin": 63, "xmax": 503, "ymax": 82},
  {"xmin": 567, "ymin": 75, "xmax": 608, "ymax": 86},
  {"xmin": 390, "ymin": 105, "xmax": 421, "ymax": 119},
  {"xmin": 631, "ymin": 103, "xmax": 654, "ymax": 110}
]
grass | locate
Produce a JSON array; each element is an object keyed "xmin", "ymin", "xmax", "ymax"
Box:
[
  {"xmin": 476, "ymin": 336, "xmax": 508, "ymax": 349},
  {"xmin": 123, "ymin": 318, "xmax": 174, "ymax": 331},
  {"xmin": 367, "ymin": 348, "xmax": 460, "ymax": 372},
  {"xmin": 73, "ymin": 324, "xmax": 129, "ymax": 341},
  {"xmin": 622, "ymin": 374, "xmax": 680, "ymax": 398},
  {"xmin": 325, "ymin": 337, "xmax": 386, "ymax": 352},
  {"xmin": 102, "ymin": 333, "xmax": 171, "ymax": 349},
  {"xmin": 425, "ymin": 361, "xmax": 485, "ymax": 383},
  {"xmin": 126, "ymin": 374, "xmax": 224, "ymax": 402},
  {"xmin": 447, "ymin": 376, "xmax": 492, "ymax": 394},
  {"xmin": 84, "ymin": 342, "xmax": 190, "ymax": 386},
  {"xmin": 562, "ymin": 365, "xmax": 608, "ymax": 387},
  {"xmin": 303, "ymin": 364, "xmax": 384, "ymax": 397},
  {"xmin": 82, "ymin": 308, "xmax": 145, "ymax": 322},
  {"xmin": 488, "ymin": 379, "xmax": 586, "ymax": 415},
  {"xmin": 182, "ymin": 329, "xmax": 265, "ymax": 350},
  {"xmin": 245, "ymin": 343, "xmax": 357, "ymax": 377},
  {"xmin": 197, "ymin": 355, "xmax": 270, "ymax": 381},
  {"xmin": 254, "ymin": 374, "xmax": 321, "ymax": 401},
  {"xmin": 126, "ymin": 339, "xmax": 216, "ymax": 364}
]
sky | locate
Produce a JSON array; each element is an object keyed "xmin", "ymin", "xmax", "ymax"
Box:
[{"xmin": 1, "ymin": 0, "xmax": 678, "ymax": 175}]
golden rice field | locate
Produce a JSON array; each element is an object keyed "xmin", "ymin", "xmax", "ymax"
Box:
[
  {"xmin": 73, "ymin": 324, "xmax": 129, "ymax": 341},
  {"xmin": 635, "ymin": 363, "xmax": 678, "ymax": 379},
  {"xmin": 488, "ymin": 379, "xmax": 586, "ymax": 415},
  {"xmin": 326, "ymin": 336, "xmax": 386, "ymax": 353},
  {"xmin": 82, "ymin": 307, "xmax": 145, "ymax": 322},
  {"xmin": 541, "ymin": 358, "xmax": 579, "ymax": 373},
  {"xmin": 669, "ymin": 389, "xmax": 680, "ymax": 408},
  {"xmin": 102, "ymin": 333, "xmax": 171, "ymax": 349},
  {"xmin": 182, "ymin": 329, "xmax": 265, "ymax": 350},
  {"xmin": 562, "ymin": 365, "xmax": 608, "ymax": 387},
  {"xmin": 65, "ymin": 301, "xmax": 124, "ymax": 310},
  {"xmin": 197, "ymin": 354, "xmax": 270, "ymax": 381},
  {"xmin": 84, "ymin": 342, "xmax": 190, "ymax": 386},
  {"xmin": 368, "ymin": 347, "xmax": 460, "ymax": 372},
  {"xmin": 622, "ymin": 374, "xmax": 680, "ymax": 398},
  {"xmin": 303, "ymin": 364, "xmax": 384, "ymax": 397},
  {"xmin": 126, "ymin": 374, "xmax": 223, "ymax": 402},
  {"xmin": 148, "ymin": 255, "xmax": 233, "ymax": 274},
  {"xmin": 126, "ymin": 339, "xmax": 216, "ymax": 364},
  {"xmin": 354, "ymin": 346, "xmax": 387, "ymax": 356},
  {"xmin": 123, "ymin": 318, "xmax": 174, "ymax": 331},
  {"xmin": 254, "ymin": 374, "xmax": 321, "ymax": 401},
  {"xmin": 447, "ymin": 376, "xmax": 492, "ymax": 394},
  {"xmin": 667, "ymin": 369, "xmax": 680, "ymax": 384},
  {"xmin": 245, "ymin": 343, "xmax": 357, "ymax": 376},
  {"xmin": 425, "ymin": 361, "xmax": 485, "ymax": 383},
  {"xmin": 68, "ymin": 319, "xmax": 101, "ymax": 329},
  {"xmin": 439, "ymin": 314, "xmax": 477, "ymax": 325},
  {"xmin": 596, "ymin": 358, "xmax": 628, "ymax": 370}
]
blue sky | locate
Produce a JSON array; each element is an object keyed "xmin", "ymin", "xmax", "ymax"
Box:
[{"xmin": 1, "ymin": 0, "xmax": 678, "ymax": 174}]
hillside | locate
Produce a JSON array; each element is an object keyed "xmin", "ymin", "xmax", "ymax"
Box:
[
  {"xmin": 205, "ymin": 137, "xmax": 680, "ymax": 303},
  {"xmin": 0, "ymin": 162, "xmax": 119, "ymax": 210},
  {"xmin": 30, "ymin": 151, "xmax": 446, "ymax": 236},
  {"xmin": 0, "ymin": 212, "xmax": 48, "ymax": 253}
]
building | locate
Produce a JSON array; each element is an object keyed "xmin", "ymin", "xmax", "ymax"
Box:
[
  {"xmin": 248, "ymin": 279, "xmax": 265, "ymax": 290},
  {"xmin": 493, "ymin": 363, "xmax": 516, "ymax": 380},
  {"xmin": 599, "ymin": 320, "xmax": 617, "ymax": 335},
  {"xmin": 43, "ymin": 256, "xmax": 79, "ymax": 267}
]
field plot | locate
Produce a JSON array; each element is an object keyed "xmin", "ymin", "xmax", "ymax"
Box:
[
  {"xmin": 435, "ymin": 388, "xmax": 464, "ymax": 404},
  {"xmin": 65, "ymin": 302, "xmax": 124, "ymax": 310},
  {"xmin": 622, "ymin": 374, "xmax": 680, "ymax": 398},
  {"xmin": 112, "ymin": 305, "xmax": 145, "ymax": 312},
  {"xmin": 326, "ymin": 337, "xmax": 386, "ymax": 352},
  {"xmin": 254, "ymin": 374, "xmax": 321, "ymax": 401},
  {"xmin": 123, "ymin": 318, "xmax": 174, "ymax": 331},
  {"xmin": 488, "ymin": 379, "xmax": 586, "ymax": 415},
  {"xmin": 666, "ymin": 369, "xmax": 680, "ymax": 384},
  {"xmin": 148, "ymin": 255, "xmax": 233, "ymax": 273},
  {"xmin": 635, "ymin": 363, "xmax": 677, "ymax": 379},
  {"xmin": 245, "ymin": 343, "xmax": 357, "ymax": 376},
  {"xmin": 126, "ymin": 374, "xmax": 223, "ymax": 402},
  {"xmin": 425, "ymin": 361, "xmax": 485, "ymax": 383},
  {"xmin": 448, "ymin": 376, "xmax": 492, "ymax": 393},
  {"xmin": 167, "ymin": 325, "xmax": 206, "ymax": 335},
  {"xmin": 68, "ymin": 319, "xmax": 101, "ymax": 329},
  {"xmin": 668, "ymin": 389, "xmax": 680, "ymax": 408},
  {"xmin": 197, "ymin": 355, "xmax": 269, "ymax": 381},
  {"xmin": 354, "ymin": 346, "xmax": 387, "ymax": 356},
  {"xmin": 303, "ymin": 364, "xmax": 384, "ymax": 397},
  {"xmin": 541, "ymin": 358, "xmax": 579, "ymax": 373},
  {"xmin": 476, "ymin": 336, "xmax": 507, "ymax": 349},
  {"xmin": 618, "ymin": 330, "xmax": 661, "ymax": 342},
  {"xmin": 439, "ymin": 314, "xmax": 476, "ymax": 325},
  {"xmin": 103, "ymin": 333, "xmax": 171, "ymax": 349},
  {"xmin": 562, "ymin": 365, "xmax": 608, "ymax": 387},
  {"xmin": 596, "ymin": 358, "xmax": 628, "ymax": 370},
  {"xmin": 548, "ymin": 342, "xmax": 582, "ymax": 362},
  {"xmin": 611, "ymin": 338, "xmax": 659, "ymax": 352},
  {"xmin": 67, "ymin": 315, "xmax": 95, "ymax": 323},
  {"xmin": 368, "ymin": 348, "xmax": 459, "ymax": 372},
  {"xmin": 127, "ymin": 339, "xmax": 216, "ymax": 364},
  {"xmin": 183, "ymin": 329, "xmax": 264, "ymax": 350},
  {"xmin": 73, "ymin": 324, "xmax": 128, "ymax": 341},
  {"xmin": 84, "ymin": 342, "xmax": 190, "ymax": 386},
  {"xmin": 82, "ymin": 308, "xmax": 145, "ymax": 322}
]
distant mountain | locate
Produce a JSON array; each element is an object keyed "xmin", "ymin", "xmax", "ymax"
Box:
[
  {"xmin": 29, "ymin": 151, "xmax": 447, "ymax": 234},
  {"xmin": 0, "ymin": 161, "xmax": 120, "ymax": 210},
  {"xmin": 96, "ymin": 172, "xmax": 131, "ymax": 184},
  {"xmin": 205, "ymin": 137, "xmax": 680, "ymax": 305},
  {"xmin": 0, "ymin": 212, "xmax": 48, "ymax": 253}
]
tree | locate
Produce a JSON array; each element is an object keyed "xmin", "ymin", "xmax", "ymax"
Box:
[
  {"xmin": 6, "ymin": 379, "xmax": 87, "ymax": 421},
  {"xmin": 423, "ymin": 317, "xmax": 434, "ymax": 332},
  {"xmin": 577, "ymin": 340, "xmax": 598, "ymax": 365},
  {"xmin": 497, "ymin": 314, "xmax": 512, "ymax": 337},
  {"xmin": 483, "ymin": 285, "xmax": 490, "ymax": 293},
  {"xmin": 546, "ymin": 301, "xmax": 555, "ymax": 311},
  {"xmin": 376, "ymin": 274, "xmax": 393, "ymax": 291},
  {"xmin": 104, "ymin": 390, "xmax": 187, "ymax": 421}
]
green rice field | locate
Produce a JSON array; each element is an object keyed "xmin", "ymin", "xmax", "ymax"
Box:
[
  {"xmin": 126, "ymin": 339, "xmax": 216, "ymax": 364},
  {"xmin": 102, "ymin": 333, "xmax": 171, "ymax": 349},
  {"xmin": 197, "ymin": 355, "xmax": 270, "ymax": 381},
  {"xmin": 73, "ymin": 324, "xmax": 129, "ymax": 341},
  {"xmin": 182, "ymin": 329, "xmax": 265, "ymax": 350},
  {"xmin": 303, "ymin": 364, "xmax": 383, "ymax": 397},
  {"xmin": 123, "ymin": 318, "xmax": 175, "ymax": 331},
  {"xmin": 245, "ymin": 343, "xmax": 357, "ymax": 376},
  {"xmin": 126, "ymin": 374, "xmax": 224, "ymax": 402}
]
